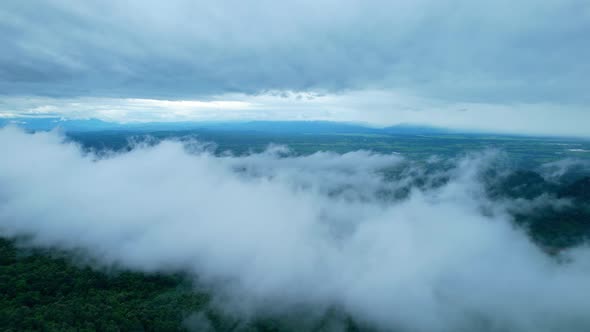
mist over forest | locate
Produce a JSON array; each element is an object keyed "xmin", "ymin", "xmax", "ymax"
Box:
[{"xmin": 1, "ymin": 126, "xmax": 590, "ymax": 331}]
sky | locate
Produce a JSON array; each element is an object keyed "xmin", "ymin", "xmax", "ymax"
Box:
[{"xmin": 1, "ymin": 0, "xmax": 589, "ymax": 135}]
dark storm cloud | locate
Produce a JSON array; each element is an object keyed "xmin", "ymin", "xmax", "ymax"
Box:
[{"xmin": 1, "ymin": 0, "xmax": 589, "ymax": 103}]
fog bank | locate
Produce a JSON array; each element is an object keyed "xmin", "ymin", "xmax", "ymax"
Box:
[{"xmin": 1, "ymin": 127, "xmax": 590, "ymax": 331}]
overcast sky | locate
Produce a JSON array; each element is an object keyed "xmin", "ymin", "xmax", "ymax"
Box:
[{"xmin": 1, "ymin": 0, "xmax": 589, "ymax": 135}]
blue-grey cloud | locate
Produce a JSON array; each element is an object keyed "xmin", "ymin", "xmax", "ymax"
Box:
[{"xmin": 1, "ymin": 0, "xmax": 589, "ymax": 104}]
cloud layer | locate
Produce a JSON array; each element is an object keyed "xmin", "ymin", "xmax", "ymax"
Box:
[
  {"xmin": 2, "ymin": 0, "xmax": 590, "ymax": 104},
  {"xmin": 2, "ymin": 127, "xmax": 590, "ymax": 331},
  {"xmin": 3, "ymin": 92, "xmax": 590, "ymax": 137}
]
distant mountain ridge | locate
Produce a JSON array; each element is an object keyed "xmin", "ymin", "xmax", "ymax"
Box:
[{"xmin": 0, "ymin": 118, "xmax": 453, "ymax": 136}]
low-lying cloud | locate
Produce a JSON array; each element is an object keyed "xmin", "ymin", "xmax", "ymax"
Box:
[{"xmin": 1, "ymin": 127, "xmax": 590, "ymax": 331}]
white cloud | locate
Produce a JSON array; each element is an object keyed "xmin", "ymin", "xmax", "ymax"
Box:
[{"xmin": 1, "ymin": 127, "xmax": 590, "ymax": 331}]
